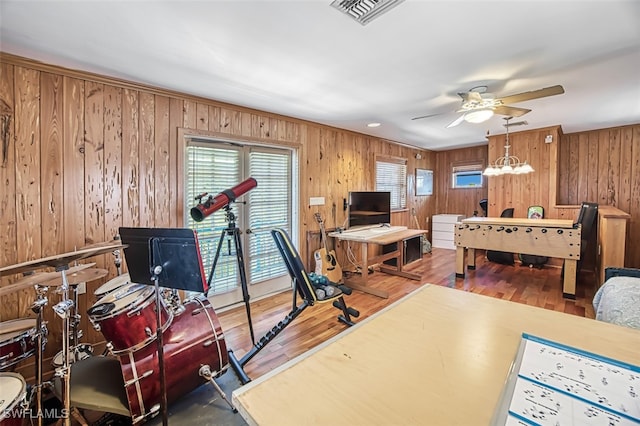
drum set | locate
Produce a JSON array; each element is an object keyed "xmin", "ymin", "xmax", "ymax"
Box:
[{"xmin": 1, "ymin": 240, "xmax": 232, "ymax": 425}]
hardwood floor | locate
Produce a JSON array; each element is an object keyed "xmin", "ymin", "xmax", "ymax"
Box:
[{"xmin": 217, "ymin": 247, "xmax": 597, "ymax": 381}]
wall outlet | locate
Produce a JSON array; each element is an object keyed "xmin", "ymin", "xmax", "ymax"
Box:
[
  {"xmin": 545, "ymin": 135, "xmax": 553, "ymax": 143},
  {"xmin": 309, "ymin": 197, "xmax": 325, "ymax": 206},
  {"xmin": 76, "ymin": 282, "xmax": 86, "ymax": 295}
]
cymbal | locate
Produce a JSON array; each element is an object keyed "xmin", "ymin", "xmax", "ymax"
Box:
[
  {"xmin": 41, "ymin": 267, "xmax": 109, "ymax": 287},
  {"xmin": 0, "ymin": 263, "xmax": 96, "ymax": 297},
  {"xmin": 0, "ymin": 241, "xmax": 126, "ymax": 276},
  {"xmin": 0, "ymin": 264, "xmax": 96, "ymax": 296}
]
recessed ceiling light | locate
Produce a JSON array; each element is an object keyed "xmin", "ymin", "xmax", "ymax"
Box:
[{"xmin": 367, "ymin": 122, "xmax": 381, "ymax": 127}]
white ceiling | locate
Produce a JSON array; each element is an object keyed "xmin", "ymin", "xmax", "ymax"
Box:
[{"xmin": 1, "ymin": 0, "xmax": 639, "ymax": 151}]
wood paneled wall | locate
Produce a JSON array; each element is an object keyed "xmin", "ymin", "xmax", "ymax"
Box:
[
  {"xmin": 434, "ymin": 145, "xmax": 488, "ymax": 218},
  {"xmin": 558, "ymin": 124, "xmax": 640, "ymax": 268},
  {"xmin": 485, "ymin": 123, "xmax": 640, "ymax": 270},
  {"xmin": 0, "ymin": 54, "xmax": 434, "ymax": 378}
]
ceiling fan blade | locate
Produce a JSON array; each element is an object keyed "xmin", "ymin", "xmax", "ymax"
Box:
[
  {"xmin": 493, "ymin": 105, "xmax": 531, "ymax": 117},
  {"xmin": 497, "ymin": 85, "xmax": 565, "ymax": 105},
  {"xmin": 446, "ymin": 114, "xmax": 465, "ymax": 128},
  {"xmin": 411, "ymin": 113, "xmax": 442, "ymax": 121}
]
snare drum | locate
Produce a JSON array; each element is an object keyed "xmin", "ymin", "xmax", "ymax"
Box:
[
  {"xmin": 118, "ymin": 296, "xmax": 228, "ymax": 423},
  {"xmin": 0, "ymin": 318, "xmax": 46, "ymax": 371},
  {"xmin": 87, "ymin": 283, "xmax": 173, "ymax": 354},
  {"xmin": 94, "ymin": 273, "xmax": 132, "ymax": 300},
  {"xmin": 0, "ymin": 372, "xmax": 26, "ymax": 426}
]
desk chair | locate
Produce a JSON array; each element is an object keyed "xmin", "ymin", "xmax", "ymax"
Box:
[
  {"xmin": 228, "ymin": 228, "xmax": 359, "ymax": 384},
  {"xmin": 486, "ymin": 208, "xmax": 515, "ymax": 265},
  {"xmin": 575, "ymin": 201, "xmax": 598, "ymax": 272}
]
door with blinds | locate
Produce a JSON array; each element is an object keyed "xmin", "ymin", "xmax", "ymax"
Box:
[{"xmin": 185, "ymin": 140, "xmax": 294, "ymax": 309}]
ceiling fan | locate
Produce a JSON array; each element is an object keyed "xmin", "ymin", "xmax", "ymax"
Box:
[{"xmin": 412, "ymin": 85, "xmax": 565, "ymax": 128}]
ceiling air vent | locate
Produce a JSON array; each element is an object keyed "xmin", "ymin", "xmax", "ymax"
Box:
[{"xmin": 331, "ymin": 0, "xmax": 405, "ymax": 25}]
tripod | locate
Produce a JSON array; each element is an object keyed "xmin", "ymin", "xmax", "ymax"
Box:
[{"xmin": 208, "ymin": 203, "xmax": 255, "ymax": 345}]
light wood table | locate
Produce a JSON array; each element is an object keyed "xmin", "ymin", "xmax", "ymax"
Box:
[
  {"xmin": 454, "ymin": 217, "xmax": 581, "ymax": 298},
  {"xmin": 328, "ymin": 228, "xmax": 425, "ymax": 298},
  {"xmin": 232, "ymin": 285, "xmax": 640, "ymax": 425}
]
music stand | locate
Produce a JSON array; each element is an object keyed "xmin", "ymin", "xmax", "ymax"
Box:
[{"xmin": 119, "ymin": 227, "xmax": 208, "ymax": 425}]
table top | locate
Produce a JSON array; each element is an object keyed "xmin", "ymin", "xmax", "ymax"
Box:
[
  {"xmin": 232, "ymin": 285, "xmax": 640, "ymax": 426},
  {"xmin": 329, "ymin": 227, "xmax": 425, "ymax": 244}
]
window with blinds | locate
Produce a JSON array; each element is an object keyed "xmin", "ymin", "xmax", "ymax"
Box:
[
  {"xmin": 452, "ymin": 163, "xmax": 484, "ymax": 188},
  {"xmin": 185, "ymin": 141, "xmax": 290, "ymax": 296},
  {"xmin": 375, "ymin": 157, "xmax": 407, "ymax": 210}
]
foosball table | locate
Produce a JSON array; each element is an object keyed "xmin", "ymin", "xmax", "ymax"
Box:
[{"xmin": 454, "ymin": 217, "xmax": 581, "ymax": 298}]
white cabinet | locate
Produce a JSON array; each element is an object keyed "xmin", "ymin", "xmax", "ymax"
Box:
[{"xmin": 432, "ymin": 214, "xmax": 465, "ymax": 250}]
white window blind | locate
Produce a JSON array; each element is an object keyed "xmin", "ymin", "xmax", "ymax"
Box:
[
  {"xmin": 247, "ymin": 149, "xmax": 290, "ymax": 283},
  {"xmin": 375, "ymin": 157, "xmax": 407, "ymax": 210}
]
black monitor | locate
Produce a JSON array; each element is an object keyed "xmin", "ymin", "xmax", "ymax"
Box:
[
  {"xmin": 119, "ymin": 227, "xmax": 208, "ymax": 293},
  {"xmin": 348, "ymin": 191, "xmax": 391, "ymax": 229}
]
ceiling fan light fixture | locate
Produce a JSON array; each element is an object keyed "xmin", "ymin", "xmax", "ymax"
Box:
[
  {"xmin": 464, "ymin": 109, "xmax": 494, "ymax": 124},
  {"xmin": 483, "ymin": 117, "xmax": 534, "ymax": 177}
]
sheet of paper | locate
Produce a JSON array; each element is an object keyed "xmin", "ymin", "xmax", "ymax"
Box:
[{"xmin": 497, "ymin": 334, "xmax": 640, "ymax": 425}]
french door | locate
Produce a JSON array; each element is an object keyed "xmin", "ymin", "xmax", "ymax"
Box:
[{"xmin": 185, "ymin": 138, "xmax": 296, "ymax": 309}]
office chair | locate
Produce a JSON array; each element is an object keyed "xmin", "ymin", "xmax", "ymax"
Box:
[
  {"xmin": 519, "ymin": 206, "xmax": 549, "ymax": 268},
  {"xmin": 575, "ymin": 202, "xmax": 598, "ymax": 272},
  {"xmin": 487, "ymin": 208, "xmax": 515, "ymax": 265},
  {"xmin": 229, "ymin": 228, "xmax": 359, "ymax": 384},
  {"xmin": 479, "ymin": 199, "xmax": 488, "ymax": 217}
]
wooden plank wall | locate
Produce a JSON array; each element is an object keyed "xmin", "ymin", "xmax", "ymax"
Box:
[
  {"xmin": 0, "ymin": 54, "xmax": 434, "ymax": 378},
  {"xmin": 434, "ymin": 145, "xmax": 488, "ymax": 218},
  {"xmin": 558, "ymin": 124, "xmax": 640, "ymax": 268}
]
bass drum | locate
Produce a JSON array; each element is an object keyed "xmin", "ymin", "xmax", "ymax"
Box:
[
  {"xmin": 88, "ymin": 283, "xmax": 172, "ymax": 355},
  {"xmin": 0, "ymin": 372, "xmax": 26, "ymax": 426},
  {"xmin": 118, "ymin": 296, "xmax": 228, "ymax": 424},
  {"xmin": 0, "ymin": 318, "xmax": 47, "ymax": 371}
]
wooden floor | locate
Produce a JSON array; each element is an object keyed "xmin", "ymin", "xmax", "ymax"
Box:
[{"xmin": 217, "ymin": 247, "xmax": 597, "ymax": 382}]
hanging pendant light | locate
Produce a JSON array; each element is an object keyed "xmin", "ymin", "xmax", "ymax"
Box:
[{"xmin": 483, "ymin": 117, "xmax": 534, "ymax": 176}]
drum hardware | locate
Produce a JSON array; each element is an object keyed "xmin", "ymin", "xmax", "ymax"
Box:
[
  {"xmin": 198, "ymin": 365, "xmax": 235, "ymax": 411},
  {"xmin": 113, "ymin": 234, "xmax": 123, "ymax": 276},
  {"xmin": 29, "ymin": 285, "xmax": 52, "ymax": 426}
]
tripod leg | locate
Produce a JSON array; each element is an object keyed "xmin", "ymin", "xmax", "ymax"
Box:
[
  {"xmin": 207, "ymin": 229, "xmax": 228, "ymax": 288},
  {"xmin": 233, "ymin": 229, "xmax": 255, "ymax": 345}
]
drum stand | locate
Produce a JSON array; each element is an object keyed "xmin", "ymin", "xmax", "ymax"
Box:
[
  {"xmin": 30, "ymin": 285, "xmax": 51, "ymax": 426},
  {"xmin": 208, "ymin": 204, "xmax": 255, "ymax": 344},
  {"xmin": 51, "ymin": 266, "xmax": 75, "ymax": 426}
]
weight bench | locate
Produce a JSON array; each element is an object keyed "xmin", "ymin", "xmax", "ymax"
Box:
[{"xmin": 228, "ymin": 228, "xmax": 359, "ymax": 384}]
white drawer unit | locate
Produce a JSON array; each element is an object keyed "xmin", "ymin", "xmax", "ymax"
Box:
[{"xmin": 431, "ymin": 214, "xmax": 465, "ymax": 249}]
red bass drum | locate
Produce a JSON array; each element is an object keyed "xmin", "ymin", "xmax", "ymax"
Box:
[{"xmin": 117, "ymin": 295, "xmax": 228, "ymax": 423}]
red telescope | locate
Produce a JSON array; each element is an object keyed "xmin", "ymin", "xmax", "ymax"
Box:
[{"xmin": 190, "ymin": 177, "xmax": 257, "ymax": 222}]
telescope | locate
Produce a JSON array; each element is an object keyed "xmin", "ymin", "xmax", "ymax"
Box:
[{"xmin": 190, "ymin": 177, "xmax": 258, "ymax": 222}]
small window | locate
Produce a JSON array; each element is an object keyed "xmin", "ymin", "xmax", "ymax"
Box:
[
  {"xmin": 376, "ymin": 156, "xmax": 407, "ymax": 210},
  {"xmin": 452, "ymin": 163, "xmax": 483, "ymax": 188}
]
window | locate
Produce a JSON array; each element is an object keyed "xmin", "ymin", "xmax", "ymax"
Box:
[
  {"xmin": 185, "ymin": 139, "xmax": 293, "ymax": 306},
  {"xmin": 375, "ymin": 156, "xmax": 407, "ymax": 210},
  {"xmin": 452, "ymin": 163, "xmax": 484, "ymax": 188}
]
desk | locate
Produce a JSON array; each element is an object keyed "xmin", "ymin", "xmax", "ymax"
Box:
[
  {"xmin": 454, "ymin": 217, "xmax": 581, "ymax": 298},
  {"xmin": 328, "ymin": 228, "xmax": 425, "ymax": 298},
  {"xmin": 232, "ymin": 285, "xmax": 640, "ymax": 425}
]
